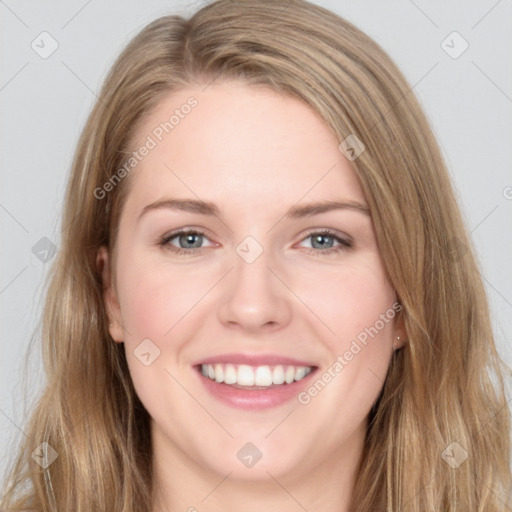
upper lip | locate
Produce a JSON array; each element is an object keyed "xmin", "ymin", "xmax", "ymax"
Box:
[{"xmin": 193, "ymin": 353, "xmax": 317, "ymax": 367}]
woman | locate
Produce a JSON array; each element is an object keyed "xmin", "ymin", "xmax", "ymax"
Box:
[{"xmin": 2, "ymin": 0, "xmax": 510, "ymax": 510}]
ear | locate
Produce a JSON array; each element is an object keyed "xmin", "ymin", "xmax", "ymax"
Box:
[{"xmin": 96, "ymin": 246, "xmax": 124, "ymax": 343}]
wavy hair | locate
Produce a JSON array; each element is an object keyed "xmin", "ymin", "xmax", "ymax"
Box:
[{"xmin": 2, "ymin": 0, "xmax": 510, "ymax": 510}]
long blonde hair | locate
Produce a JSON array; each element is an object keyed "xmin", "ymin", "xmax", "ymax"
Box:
[{"xmin": 2, "ymin": 1, "xmax": 510, "ymax": 510}]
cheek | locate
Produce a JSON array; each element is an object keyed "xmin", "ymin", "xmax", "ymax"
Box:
[
  {"xmin": 295, "ymin": 262, "xmax": 396, "ymax": 424},
  {"xmin": 115, "ymin": 252, "xmax": 213, "ymax": 340},
  {"xmin": 293, "ymin": 255, "xmax": 396, "ymax": 346}
]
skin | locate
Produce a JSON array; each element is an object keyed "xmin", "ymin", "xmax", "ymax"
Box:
[{"xmin": 97, "ymin": 80, "xmax": 406, "ymax": 512}]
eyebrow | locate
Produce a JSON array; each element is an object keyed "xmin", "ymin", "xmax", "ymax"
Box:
[{"xmin": 137, "ymin": 198, "xmax": 370, "ymax": 222}]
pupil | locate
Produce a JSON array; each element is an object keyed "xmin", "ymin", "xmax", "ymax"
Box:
[
  {"xmin": 182, "ymin": 233, "xmax": 201, "ymax": 248},
  {"xmin": 313, "ymin": 234, "xmax": 332, "ymax": 249}
]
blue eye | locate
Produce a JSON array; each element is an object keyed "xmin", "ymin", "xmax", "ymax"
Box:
[
  {"xmin": 158, "ymin": 228, "xmax": 352, "ymax": 256},
  {"xmin": 299, "ymin": 230, "xmax": 352, "ymax": 255},
  {"xmin": 159, "ymin": 229, "xmax": 212, "ymax": 256}
]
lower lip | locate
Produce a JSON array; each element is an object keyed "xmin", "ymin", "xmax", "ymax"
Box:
[{"xmin": 195, "ymin": 367, "xmax": 317, "ymax": 410}]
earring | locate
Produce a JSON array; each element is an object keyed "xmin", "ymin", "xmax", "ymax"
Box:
[
  {"xmin": 109, "ymin": 322, "xmax": 114, "ymax": 328},
  {"xmin": 393, "ymin": 336, "xmax": 400, "ymax": 351}
]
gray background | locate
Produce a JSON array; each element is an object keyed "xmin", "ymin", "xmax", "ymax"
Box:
[{"xmin": 1, "ymin": 0, "xmax": 511, "ymax": 481}]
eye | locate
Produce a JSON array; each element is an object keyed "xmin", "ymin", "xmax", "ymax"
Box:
[
  {"xmin": 158, "ymin": 229, "xmax": 214, "ymax": 256},
  {"xmin": 297, "ymin": 229, "xmax": 352, "ymax": 255}
]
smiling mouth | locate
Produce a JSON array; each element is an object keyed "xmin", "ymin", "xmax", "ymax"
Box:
[{"xmin": 196, "ymin": 363, "xmax": 316, "ymax": 389}]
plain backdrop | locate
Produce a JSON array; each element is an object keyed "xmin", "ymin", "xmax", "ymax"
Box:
[{"xmin": 1, "ymin": 0, "xmax": 511, "ymax": 482}]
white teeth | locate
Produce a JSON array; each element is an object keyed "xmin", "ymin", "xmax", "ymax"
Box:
[
  {"xmin": 214, "ymin": 364, "xmax": 224, "ymax": 383},
  {"xmin": 237, "ymin": 365, "xmax": 255, "ymax": 386},
  {"xmin": 224, "ymin": 364, "xmax": 237, "ymax": 384},
  {"xmin": 200, "ymin": 363, "xmax": 313, "ymax": 387},
  {"xmin": 255, "ymin": 366, "xmax": 273, "ymax": 386},
  {"xmin": 272, "ymin": 365, "xmax": 285, "ymax": 385},
  {"xmin": 294, "ymin": 366, "xmax": 307, "ymax": 381}
]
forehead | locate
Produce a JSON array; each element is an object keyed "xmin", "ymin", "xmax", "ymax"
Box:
[{"xmin": 122, "ymin": 81, "xmax": 365, "ymax": 219}]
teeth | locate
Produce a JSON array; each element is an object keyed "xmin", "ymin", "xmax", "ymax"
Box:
[
  {"xmin": 200, "ymin": 363, "xmax": 313, "ymax": 387},
  {"xmin": 285, "ymin": 366, "xmax": 295, "ymax": 384},
  {"xmin": 214, "ymin": 364, "xmax": 224, "ymax": 383},
  {"xmin": 224, "ymin": 364, "xmax": 237, "ymax": 384},
  {"xmin": 255, "ymin": 366, "xmax": 273, "ymax": 386},
  {"xmin": 272, "ymin": 365, "xmax": 285, "ymax": 385},
  {"xmin": 295, "ymin": 366, "xmax": 307, "ymax": 380},
  {"xmin": 237, "ymin": 365, "xmax": 255, "ymax": 386}
]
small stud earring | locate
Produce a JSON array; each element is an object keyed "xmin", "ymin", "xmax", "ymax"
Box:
[
  {"xmin": 393, "ymin": 336, "xmax": 400, "ymax": 351},
  {"xmin": 109, "ymin": 322, "xmax": 114, "ymax": 328}
]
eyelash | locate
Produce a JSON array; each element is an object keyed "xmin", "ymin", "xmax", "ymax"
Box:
[{"xmin": 157, "ymin": 228, "xmax": 352, "ymax": 257}]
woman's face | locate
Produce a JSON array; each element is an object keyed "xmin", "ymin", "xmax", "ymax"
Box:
[{"xmin": 98, "ymin": 80, "xmax": 404, "ymax": 483}]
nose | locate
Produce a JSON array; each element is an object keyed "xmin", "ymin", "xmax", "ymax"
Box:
[{"xmin": 217, "ymin": 241, "xmax": 292, "ymax": 333}]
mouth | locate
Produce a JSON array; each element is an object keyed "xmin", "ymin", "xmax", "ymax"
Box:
[
  {"xmin": 193, "ymin": 360, "xmax": 318, "ymax": 409},
  {"xmin": 198, "ymin": 363, "xmax": 314, "ymax": 388}
]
